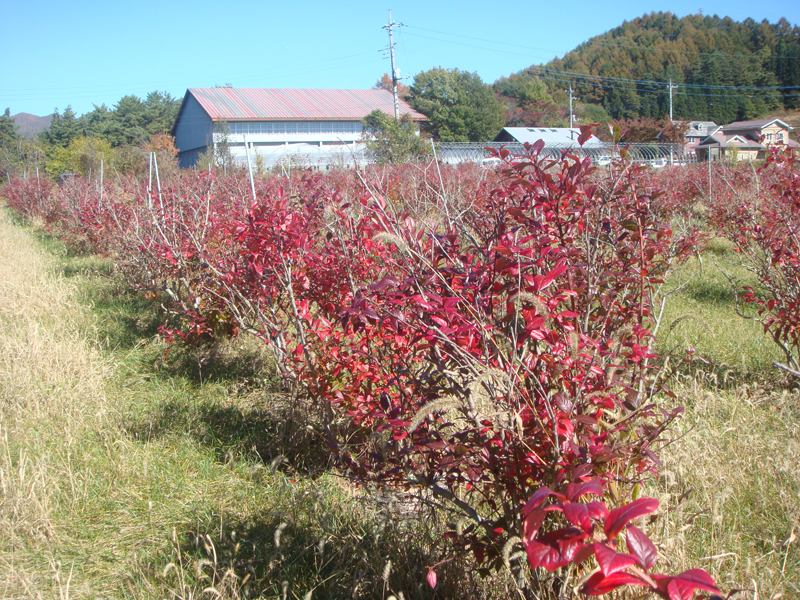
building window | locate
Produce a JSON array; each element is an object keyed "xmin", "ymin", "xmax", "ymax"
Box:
[{"xmin": 226, "ymin": 121, "xmax": 362, "ymax": 136}]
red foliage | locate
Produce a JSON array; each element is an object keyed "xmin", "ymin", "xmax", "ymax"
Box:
[
  {"xmin": 3, "ymin": 144, "xmax": 722, "ymax": 596},
  {"xmin": 524, "ymin": 480, "xmax": 721, "ymax": 599},
  {"xmin": 707, "ymin": 147, "xmax": 800, "ymax": 373}
]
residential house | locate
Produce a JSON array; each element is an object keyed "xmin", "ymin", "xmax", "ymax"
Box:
[
  {"xmin": 171, "ymin": 87, "xmax": 426, "ymax": 168},
  {"xmin": 682, "ymin": 121, "xmax": 718, "ymax": 158},
  {"xmin": 694, "ymin": 118, "xmax": 797, "ymax": 162}
]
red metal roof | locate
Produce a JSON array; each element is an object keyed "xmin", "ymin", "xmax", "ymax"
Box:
[{"xmin": 187, "ymin": 88, "xmax": 426, "ymax": 121}]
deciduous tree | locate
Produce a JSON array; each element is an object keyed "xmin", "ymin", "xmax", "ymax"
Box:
[
  {"xmin": 362, "ymin": 109, "xmax": 430, "ymax": 165},
  {"xmin": 408, "ymin": 67, "xmax": 505, "ymax": 142}
]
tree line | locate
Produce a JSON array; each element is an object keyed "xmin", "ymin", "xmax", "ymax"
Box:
[
  {"xmin": 370, "ymin": 12, "xmax": 800, "ymax": 153},
  {"xmin": 0, "ymin": 91, "xmax": 180, "ymax": 179}
]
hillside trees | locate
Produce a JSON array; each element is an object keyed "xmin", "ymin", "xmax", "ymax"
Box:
[
  {"xmin": 503, "ymin": 12, "xmax": 800, "ymax": 124},
  {"xmin": 408, "ymin": 67, "xmax": 505, "ymax": 141},
  {"xmin": 494, "ymin": 74, "xmax": 565, "ymax": 127}
]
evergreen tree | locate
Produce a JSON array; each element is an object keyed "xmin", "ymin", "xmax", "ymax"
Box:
[
  {"xmin": 0, "ymin": 109, "xmax": 20, "ymax": 147},
  {"xmin": 107, "ymin": 95, "xmax": 148, "ymax": 146},
  {"xmin": 47, "ymin": 106, "xmax": 82, "ymax": 148},
  {"xmin": 143, "ymin": 91, "xmax": 180, "ymax": 136}
]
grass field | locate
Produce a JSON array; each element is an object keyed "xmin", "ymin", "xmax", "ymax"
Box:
[{"xmin": 0, "ymin": 205, "xmax": 798, "ymax": 599}]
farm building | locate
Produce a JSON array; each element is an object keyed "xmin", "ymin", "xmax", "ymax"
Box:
[
  {"xmin": 171, "ymin": 87, "xmax": 426, "ymax": 168},
  {"xmin": 493, "ymin": 127, "xmax": 603, "ymax": 147}
]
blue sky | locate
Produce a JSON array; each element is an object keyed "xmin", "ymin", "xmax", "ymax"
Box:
[{"xmin": 2, "ymin": 0, "xmax": 799, "ymax": 117}]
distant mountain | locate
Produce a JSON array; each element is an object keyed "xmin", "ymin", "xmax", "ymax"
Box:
[
  {"xmin": 497, "ymin": 12, "xmax": 800, "ymax": 125},
  {"xmin": 12, "ymin": 113, "xmax": 53, "ymax": 138}
]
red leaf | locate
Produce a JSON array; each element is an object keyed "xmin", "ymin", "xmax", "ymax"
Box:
[
  {"xmin": 581, "ymin": 571, "xmax": 648, "ymax": 596},
  {"xmin": 562, "ymin": 502, "xmax": 592, "ymax": 531},
  {"xmin": 604, "ymin": 498, "xmax": 659, "ymax": 539},
  {"xmin": 526, "ymin": 528, "xmax": 588, "ymax": 571},
  {"xmin": 594, "ymin": 543, "xmax": 637, "ymax": 576},
  {"xmin": 522, "ymin": 508, "xmax": 545, "ymax": 546},
  {"xmin": 426, "ymin": 568, "xmax": 437, "ymax": 589},
  {"xmin": 627, "ymin": 525, "xmax": 658, "ymax": 570},
  {"xmin": 566, "ymin": 480, "xmax": 604, "ymax": 501},
  {"xmin": 524, "ymin": 487, "xmax": 562, "ymax": 515},
  {"xmin": 666, "ymin": 570, "xmax": 721, "ymax": 600},
  {"xmin": 586, "ymin": 501, "xmax": 609, "ymax": 521},
  {"xmin": 578, "ymin": 124, "xmax": 599, "ymax": 147}
]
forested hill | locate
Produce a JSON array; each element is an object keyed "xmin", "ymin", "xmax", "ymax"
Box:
[{"xmin": 497, "ymin": 12, "xmax": 800, "ymax": 125}]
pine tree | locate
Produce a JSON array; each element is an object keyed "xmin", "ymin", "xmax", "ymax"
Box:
[{"xmin": 0, "ymin": 109, "xmax": 20, "ymax": 148}]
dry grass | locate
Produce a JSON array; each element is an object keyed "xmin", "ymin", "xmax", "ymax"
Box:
[
  {"xmin": 0, "ymin": 205, "xmax": 116, "ymax": 596},
  {"xmin": 648, "ymin": 377, "xmax": 800, "ymax": 599}
]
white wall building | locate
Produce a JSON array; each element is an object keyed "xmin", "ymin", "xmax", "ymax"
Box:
[{"xmin": 172, "ymin": 87, "xmax": 426, "ymax": 168}]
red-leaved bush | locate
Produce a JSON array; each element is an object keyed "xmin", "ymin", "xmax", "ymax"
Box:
[
  {"xmin": 708, "ymin": 146, "xmax": 800, "ymax": 376},
  {"xmin": 3, "ymin": 134, "xmax": 727, "ymax": 598}
]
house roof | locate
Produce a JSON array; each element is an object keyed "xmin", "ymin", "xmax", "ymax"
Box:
[
  {"xmin": 493, "ymin": 127, "xmax": 603, "ymax": 146},
  {"xmin": 698, "ymin": 132, "xmax": 763, "ymax": 148},
  {"xmin": 181, "ymin": 87, "xmax": 426, "ymax": 122},
  {"xmin": 683, "ymin": 121, "xmax": 719, "ymax": 138},
  {"xmin": 723, "ymin": 118, "xmax": 793, "ymax": 132}
]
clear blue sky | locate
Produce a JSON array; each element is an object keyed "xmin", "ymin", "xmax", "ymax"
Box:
[{"xmin": 2, "ymin": 0, "xmax": 798, "ymax": 117}]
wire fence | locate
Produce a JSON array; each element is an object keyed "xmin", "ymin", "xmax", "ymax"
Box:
[
  {"xmin": 227, "ymin": 141, "xmax": 693, "ymax": 170},
  {"xmin": 435, "ymin": 142, "xmax": 692, "ymax": 166}
]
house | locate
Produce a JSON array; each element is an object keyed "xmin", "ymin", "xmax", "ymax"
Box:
[
  {"xmin": 171, "ymin": 87, "xmax": 426, "ymax": 168},
  {"xmin": 695, "ymin": 118, "xmax": 797, "ymax": 162},
  {"xmin": 682, "ymin": 121, "xmax": 718, "ymax": 157}
]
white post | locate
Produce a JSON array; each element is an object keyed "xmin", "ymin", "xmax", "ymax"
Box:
[
  {"xmin": 154, "ymin": 152, "xmax": 162, "ymax": 204},
  {"xmin": 243, "ymin": 134, "xmax": 257, "ymax": 202}
]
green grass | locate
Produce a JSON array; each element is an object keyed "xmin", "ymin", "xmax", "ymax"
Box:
[{"xmin": 656, "ymin": 236, "xmax": 785, "ymax": 385}]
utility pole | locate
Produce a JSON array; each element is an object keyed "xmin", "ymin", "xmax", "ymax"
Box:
[
  {"xmin": 568, "ymin": 84, "xmax": 577, "ymax": 129},
  {"xmin": 668, "ymin": 79, "xmax": 678, "ymax": 122},
  {"xmin": 383, "ymin": 10, "xmax": 402, "ymax": 120}
]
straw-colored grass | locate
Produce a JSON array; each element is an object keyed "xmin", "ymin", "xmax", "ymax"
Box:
[
  {"xmin": 650, "ymin": 377, "xmax": 800, "ymax": 600},
  {"xmin": 646, "ymin": 236, "xmax": 800, "ymax": 599}
]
